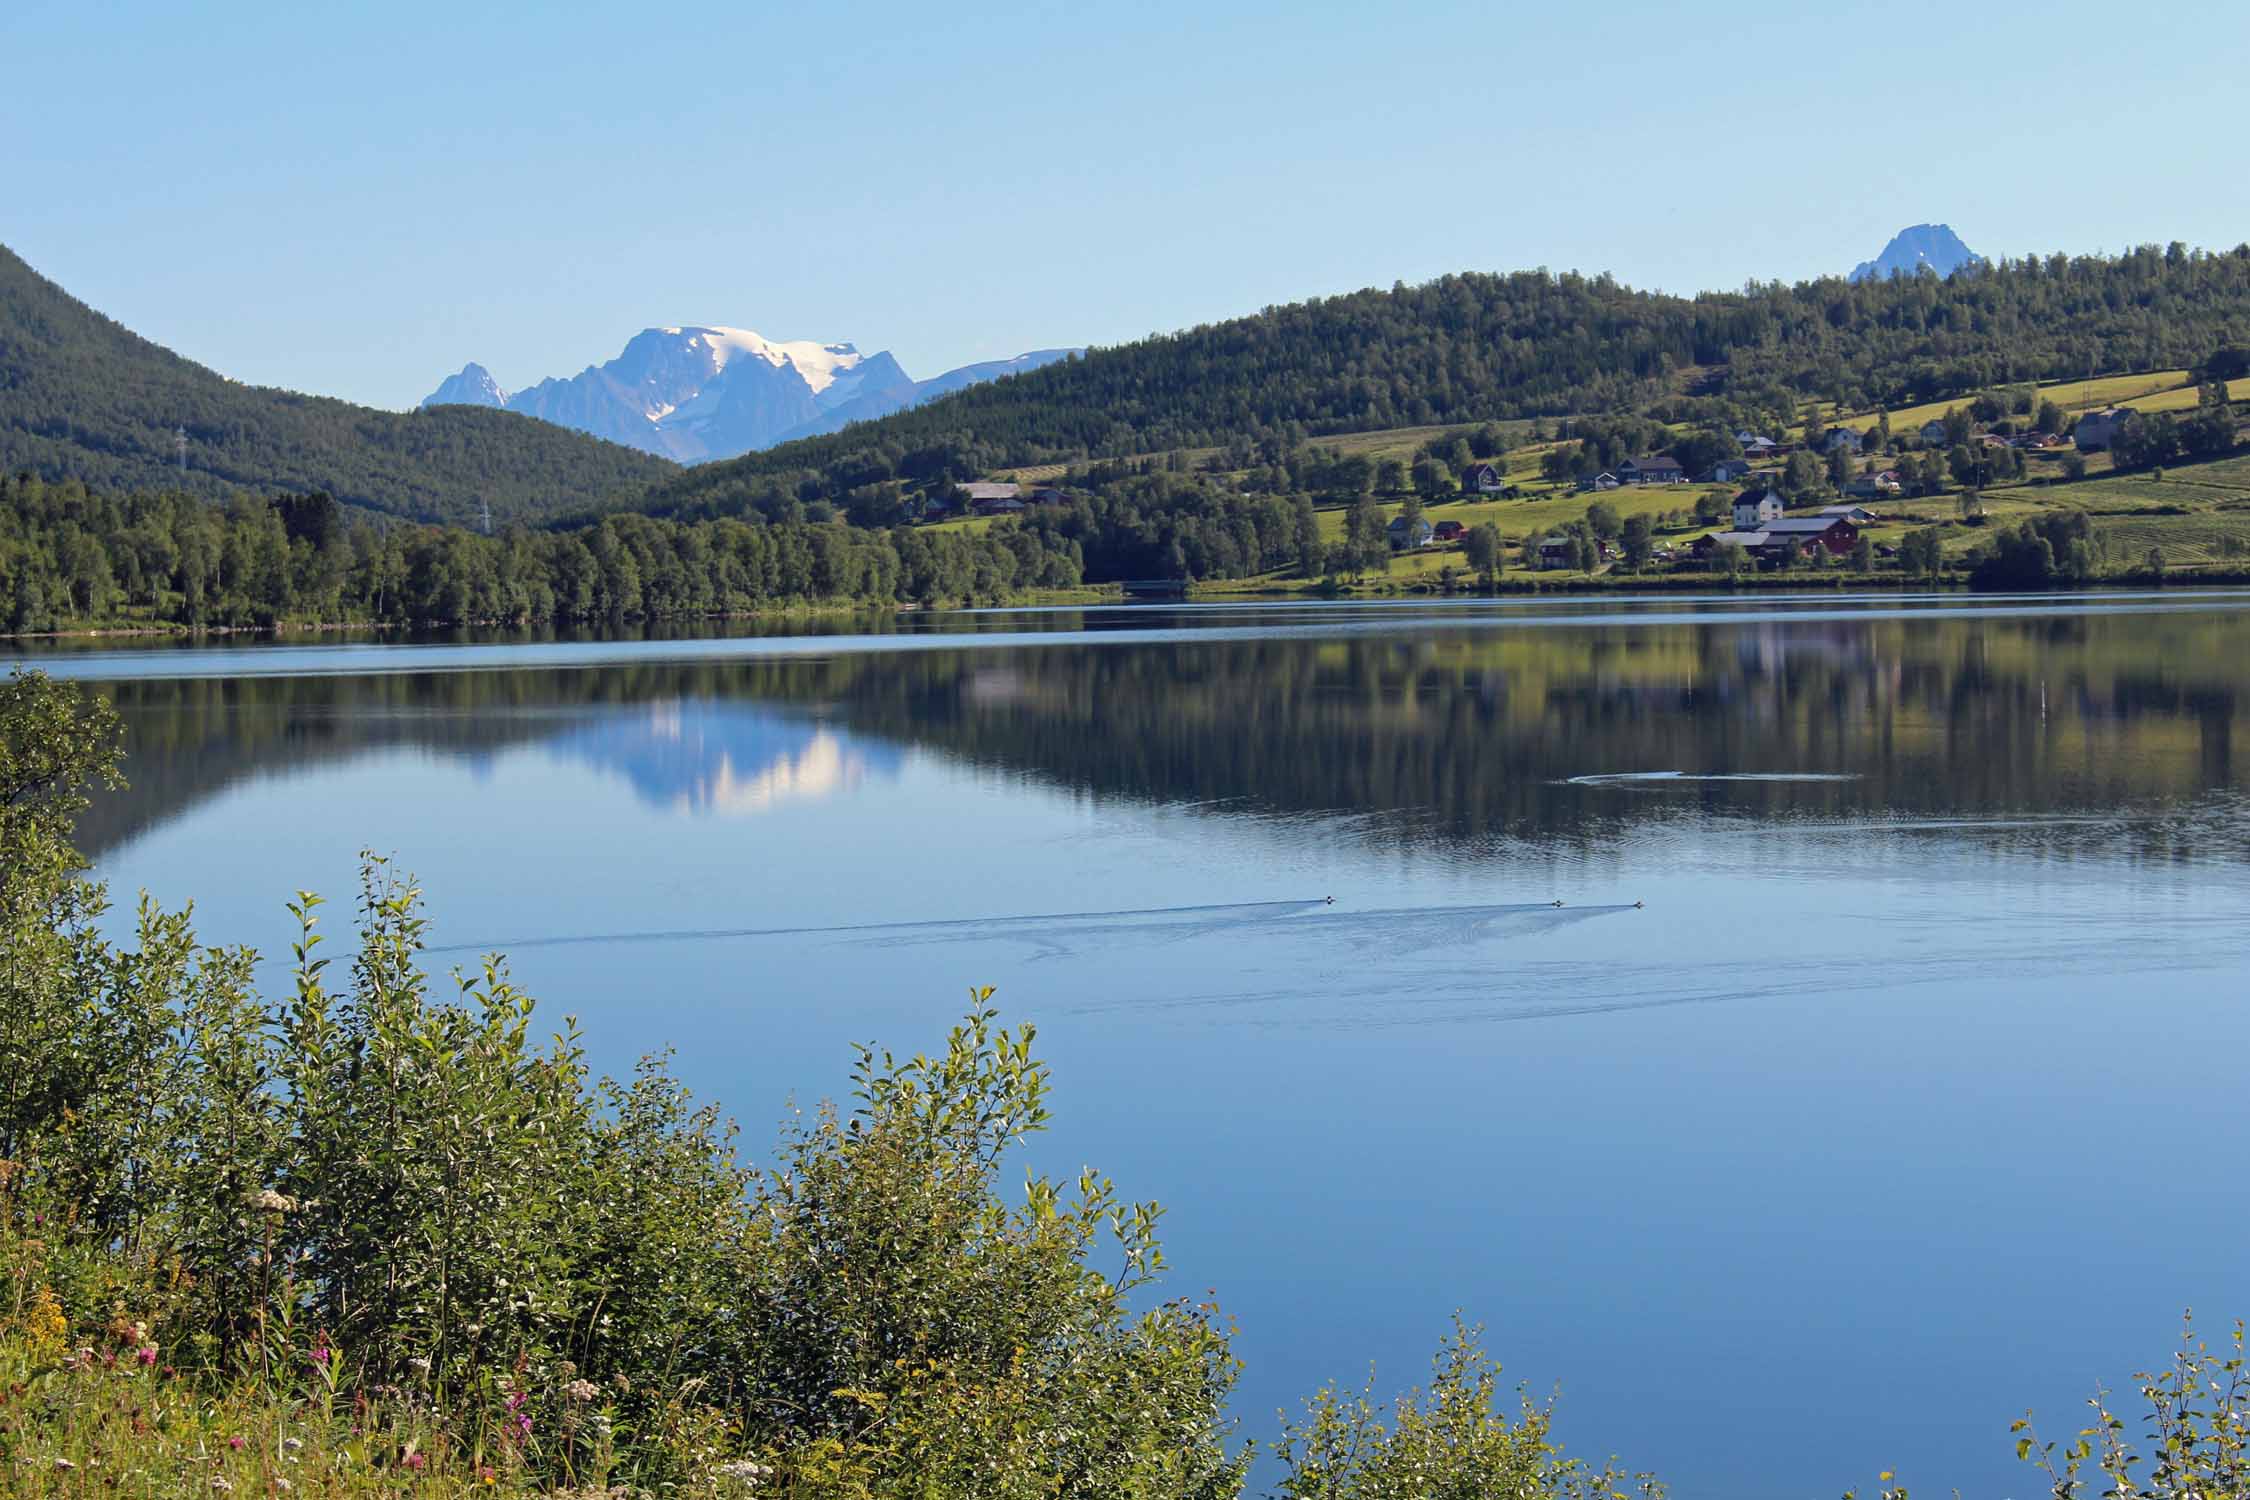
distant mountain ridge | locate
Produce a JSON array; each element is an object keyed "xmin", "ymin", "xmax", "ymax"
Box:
[
  {"xmin": 0, "ymin": 244, "xmax": 673, "ymax": 528},
  {"xmin": 423, "ymin": 331, "xmax": 1078, "ymax": 461},
  {"xmin": 1850, "ymin": 224, "xmax": 1984, "ymax": 282}
]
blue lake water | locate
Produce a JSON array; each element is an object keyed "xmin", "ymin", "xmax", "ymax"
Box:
[{"xmin": 17, "ymin": 592, "xmax": 2250, "ymax": 1498}]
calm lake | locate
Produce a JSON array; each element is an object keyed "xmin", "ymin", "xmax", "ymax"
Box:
[{"xmin": 18, "ymin": 592, "xmax": 2250, "ymax": 1499}]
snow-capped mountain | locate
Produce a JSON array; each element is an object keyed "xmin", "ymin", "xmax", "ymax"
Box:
[
  {"xmin": 422, "ymin": 329, "xmax": 1077, "ymax": 462},
  {"xmin": 423, "ymin": 362, "xmax": 508, "ymax": 408},
  {"xmin": 1849, "ymin": 224, "xmax": 1984, "ymax": 283}
]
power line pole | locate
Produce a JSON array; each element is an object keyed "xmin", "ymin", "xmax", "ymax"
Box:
[
  {"xmin": 176, "ymin": 426, "xmax": 187, "ymax": 478},
  {"xmin": 480, "ymin": 497, "xmax": 492, "ymax": 536}
]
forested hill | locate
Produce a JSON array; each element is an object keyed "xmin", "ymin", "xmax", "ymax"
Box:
[
  {"xmin": 0, "ymin": 244, "xmax": 674, "ymax": 528},
  {"xmin": 645, "ymin": 243, "xmax": 2250, "ymax": 517}
]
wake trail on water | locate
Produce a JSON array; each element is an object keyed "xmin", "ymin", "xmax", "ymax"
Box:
[
  {"xmin": 1561, "ymin": 771, "xmax": 1862, "ymax": 787},
  {"xmin": 423, "ymin": 898, "xmax": 1337, "ymax": 956},
  {"xmin": 423, "ymin": 899, "xmax": 1630, "ymax": 960}
]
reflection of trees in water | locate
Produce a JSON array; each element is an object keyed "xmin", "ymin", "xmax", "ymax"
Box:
[{"xmin": 70, "ymin": 611, "xmax": 2249, "ymax": 862}]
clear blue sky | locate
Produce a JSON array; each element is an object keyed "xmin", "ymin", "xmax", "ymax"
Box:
[{"xmin": 5, "ymin": 0, "xmax": 2244, "ymax": 410}]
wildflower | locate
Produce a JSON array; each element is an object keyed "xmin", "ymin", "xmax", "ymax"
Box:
[
  {"xmin": 715, "ymin": 1458, "xmax": 775, "ymax": 1487},
  {"xmin": 248, "ymin": 1188, "xmax": 301, "ymax": 1215},
  {"xmin": 211, "ymin": 1478, "xmax": 235, "ymax": 1494},
  {"xmin": 566, "ymin": 1378, "xmax": 599, "ymax": 1404},
  {"xmin": 274, "ymin": 1481, "xmax": 293, "ymax": 1494},
  {"xmin": 407, "ymin": 1356, "xmax": 432, "ymax": 1375},
  {"xmin": 400, "ymin": 1451, "xmax": 426, "ymax": 1472},
  {"xmin": 52, "ymin": 1457, "xmax": 77, "ymax": 1471},
  {"xmin": 137, "ymin": 1344, "xmax": 160, "ymax": 1366},
  {"xmin": 227, "ymin": 1435, "xmax": 247, "ymax": 1450},
  {"xmin": 283, "ymin": 1437, "xmax": 303, "ymax": 1452},
  {"xmin": 479, "ymin": 1465, "xmax": 497, "ymax": 1485}
]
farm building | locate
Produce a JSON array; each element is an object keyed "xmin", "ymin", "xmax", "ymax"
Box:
[
  {"xmin": 1757, "ymin": 515, "xmax": 1860, "ymax": 556},
  {"xmin": 2073, "ymin": 408, "xmax": 2130, "ymax": 451}
]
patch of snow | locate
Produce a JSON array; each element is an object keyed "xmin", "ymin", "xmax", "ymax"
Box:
[{"xmin": 658, "ymin": 326, "xmax": 865, "ymax": 394}]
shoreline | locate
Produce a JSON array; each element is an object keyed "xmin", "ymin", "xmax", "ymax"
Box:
[{"xmin": 8, "ymin": 573, "xmax": 2248, "ymax": 645}]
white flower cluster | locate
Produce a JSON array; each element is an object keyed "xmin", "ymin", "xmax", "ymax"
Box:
[{"xmin": 714, "ymin": 1457, "xmax": 776, "ymax": 1487}]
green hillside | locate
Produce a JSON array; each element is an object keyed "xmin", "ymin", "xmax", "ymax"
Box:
[
  {"xmin": 0, "ymin": 244, "xmax": 674, "ymax": 528},
  {"xmin": 644, "ymin": 243, "xmax": 2250, "ymax": 522}
]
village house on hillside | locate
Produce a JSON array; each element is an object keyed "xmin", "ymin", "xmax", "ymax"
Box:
[
  {"xmin": 1459, "ymin": 461, "xmax": 1504, "ymax": 494},
  {"xmin": 1704, "ymin": 458, "xmax": 1755, "ymax": 483},
  {"xmin": 1692, "ymin": 514, "xmax": 1859, "ymax": 564},
  {"xmin": 1840, "ymin": 469, "xmax": 1899, "ymax": 501},
  {"xmin": 1920, "ymin": 419, "xmax": 1951, "ymax": 445},
  {"xmin": 2073, "ymin": 408, "xmax": 2130, "ymax": 451},
  {"xmin": 962, "ymin": 481, "xmax": 1026, "ymax": 515},
  {"xmin": 1823, "ymin": 426, "xmax": 1864, "ymax": 455},
  {"xmin": 1387, "ymin": 514, "xmax": 1435, "ymax": 550},
  {"xmin": 1575, "ymin": 471, "xmax": 1622, "ymax": 492},
  {"xmin": 1821, "ymin": 500, "xmax": 1881, "ymax": 521},
  {"xmin": 1534, "ymin": 534, "xmax": 1581, "ymax": 569},
  {"xmin": 1760, "ymin": 515, "xmax": 1860, "ymax": 555},
  {"xmin": 1615, "ymin": 454, "xmax": 1687, "ymax": 485},
  {"xmin": 1431, "ymin": 519, "xmax": 1467, "ymax": 543},
  {"xmin": 1732, "ymin": 486, "xmax": 1786, "ymax": 529}
]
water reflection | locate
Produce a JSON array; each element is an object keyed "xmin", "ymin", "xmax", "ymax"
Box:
[
  {"xmin": 536, "ymin": 702, "xmax": 901, "ymax": 816},
  {"xmin": 71, "ymin": 601, "xmax": 2250, "ymax": 863}
]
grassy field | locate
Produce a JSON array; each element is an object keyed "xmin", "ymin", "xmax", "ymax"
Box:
[
  {"xmin": 1835, "ymin": 370, "xmax": 2199, "ymax": 434},
  {"xmin": 1239, "ymin": 445, "xmax": 2250, "ymax": 587},
  {"xmin": 992, "ymin": 422, "xmax": 1547, "ymax": 484}
]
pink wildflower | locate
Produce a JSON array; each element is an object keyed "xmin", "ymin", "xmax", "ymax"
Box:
[
  {"xmin": 228, "ymin": 1435, "xmax": 247, "ymax": 1450},
  {"xmin": 401, "ymin": 1451, "xmax": 426, "ymax": 1472}
]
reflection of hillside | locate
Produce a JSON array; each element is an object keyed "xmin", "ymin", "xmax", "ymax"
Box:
[
  {"xmin": 69, "ymin": 607, "xmax": 2250, "ymax": 864},
  {"xmin": 778, "ymin": 615, "xmax": 2247, "ymax": 850},
  {"xmin": 538, "ymin": 702, "xmax": 900, "ymax": 815}
]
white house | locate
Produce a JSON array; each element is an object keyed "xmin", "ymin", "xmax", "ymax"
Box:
[
  {"xmin": 1824, "ymin": 427, "xmax": 1864, "ymax": 455},
  {"xmin": 1732, "ymin": 487, "xmax": 1785, "ymax": 529}
]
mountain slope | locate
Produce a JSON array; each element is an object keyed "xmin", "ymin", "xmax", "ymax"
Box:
[
  {"xmin": 645, "ymin": 242, "xmax": 2250, "ymax": 520},
  {"xmin": 424, "ymin": 333, "xmax": 1081, "ymax": 460},
  {"xmin": 0, "ymin": 245, "xmax": 673, "ymax": 527},
  {"xmin": 1850, "ymin": 224, "xmax": 1984, "ymax": 282}
]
